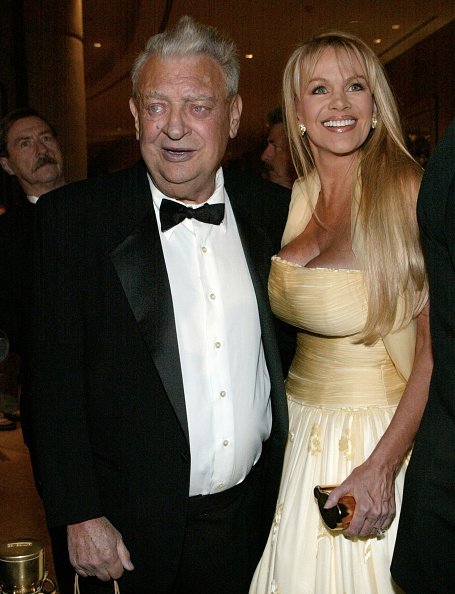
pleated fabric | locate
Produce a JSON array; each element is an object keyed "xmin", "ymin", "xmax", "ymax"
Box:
[{"xmin": 250, "ymin": 258, "xmax": 407, "ymax": 594}]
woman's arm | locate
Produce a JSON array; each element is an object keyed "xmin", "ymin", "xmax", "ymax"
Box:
[{"xmin": 325, "ymin": 304, "xmax": 433, "ymax": 537}]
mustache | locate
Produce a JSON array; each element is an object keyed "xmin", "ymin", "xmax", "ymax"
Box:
[{"xmin": 33, "ymin": 154, "xmax": 58, "ymax": 172}]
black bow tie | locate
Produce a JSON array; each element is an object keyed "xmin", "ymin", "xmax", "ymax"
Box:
[{"xmin": 160, "ymin": 198, "xmax": 225, "ymax": 232}]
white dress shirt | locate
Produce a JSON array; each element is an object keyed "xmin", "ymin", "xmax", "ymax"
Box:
[{"xmin": 150, "ymin": 168, "xmax": 272, "ymax": 495}]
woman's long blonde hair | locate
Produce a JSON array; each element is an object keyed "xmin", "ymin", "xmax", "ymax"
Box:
[{"xmin": 283, "ymin": 31, "xmax": 427, "ymax": 344}]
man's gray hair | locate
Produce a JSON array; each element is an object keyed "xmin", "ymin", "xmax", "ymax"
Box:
[{"xmin": 131, "ymin": 16, "xmax": 239, "ymax": 98}]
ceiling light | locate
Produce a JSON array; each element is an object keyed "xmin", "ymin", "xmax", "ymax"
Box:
[
  {"xmin": 373, "ymin": 38, "xmax": 382, "ymax": 45},
  {"xmin": 245, "ymin": 53, "xmax": 253, "ymax": 59},
  {"xmin": 93, "ymin": 42, "xmax": 102, "ymax": 48},
  {"xmin": 392, "ymin": 24, "xmax": 400, "ymax": 30}
]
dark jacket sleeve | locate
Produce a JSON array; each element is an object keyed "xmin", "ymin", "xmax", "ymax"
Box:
[{"xmin": 30, "ymin": 185, "xmax": 104, "ymax": 526}]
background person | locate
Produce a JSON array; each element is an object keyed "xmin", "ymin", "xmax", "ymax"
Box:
[
  {"xmin": 261, "ymin": 106, "xmax": 296, "ymax": 189},
  {"xmin": 251, "ymin": 31, "xmax": 432, "ymax": 594},
  {"xmin": 0, "ymin": 106, "xmax": 73, "ymax": 593},
  {"xmin": 0, "ymin": 107, "xmax": 66, "ymax": 427},
  {"xmin": 391, "ymin": 117, "xmax": 455, "ymax": 593},
  {"xmin": 0, "ymin": 107, "xmax": 66, "ymax": 436},
  {"xmin": 0, "ymin": 107, "xmax": 65, "ymax": 201},
  {"xmin": 30, "ymin": 16, "xmax": 291, "ymax": 594}
]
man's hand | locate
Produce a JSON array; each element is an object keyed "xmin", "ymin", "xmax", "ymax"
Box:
[{"xmin": 68, "ymin": 516, "xmax": 134, "ymax": 581}]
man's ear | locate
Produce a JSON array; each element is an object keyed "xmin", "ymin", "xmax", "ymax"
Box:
[
  {"xmin": 0, "ymin": 157, "xmax": 15, "ymax": 176},
  {"xmin": 129, "ymin": 97, "xmax": 140, "ymax": 140},
  {"xmin": 229, "ymin": 94, "xmax": 243, "ymax": 139}
]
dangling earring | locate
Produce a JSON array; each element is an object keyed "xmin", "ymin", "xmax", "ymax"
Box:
[
  {"xmin": 371, "ymin": 116, "xmax": 377, "ymax": 130},
  {"xmin": 298, "ymin": 123, "xmax": 306, "ymax": 136}
]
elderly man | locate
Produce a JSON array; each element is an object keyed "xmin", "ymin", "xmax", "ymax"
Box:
[
  {"xmin": 30, "ymin": 16, "xmax": 292, "ymax": 594},
  {"xmin": 261, "ymin": 106, "xmax": 296, "ymax": 189}
]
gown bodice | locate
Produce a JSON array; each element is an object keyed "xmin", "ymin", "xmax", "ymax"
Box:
[
  {"xmin": 251, "ymin": 256, "xmax": 409, "ymax": 594},
  {"xmin": 269, "ymin": 256, "xmax": 405, "ymax": 407}
]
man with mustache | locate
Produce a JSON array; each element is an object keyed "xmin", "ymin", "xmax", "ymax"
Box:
[
  {"xmin": 0, "ymin": 107, "xmax": 72, "ymax": 591},
  {"xmin": 0, "ymin": 107, "xmax": 65, "ymax": 429},
  {"xmin": 0, "ymin": 107, "xmax": 65, "ymax": 201}
]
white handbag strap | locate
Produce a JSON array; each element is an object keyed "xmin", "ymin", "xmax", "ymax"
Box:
[{"xmin": 74, "ymin": 573, "xmax": 120, "ymax": 593}]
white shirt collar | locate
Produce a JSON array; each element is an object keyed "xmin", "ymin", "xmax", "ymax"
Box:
[{"xmin": 27, "ymin": 195, "xmax": 40, "ymax": 204}]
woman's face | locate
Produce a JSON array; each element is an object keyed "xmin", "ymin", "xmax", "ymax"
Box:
[{"xmin": 296, "ymin": 47, "xmax": 376, "ymax": 162}]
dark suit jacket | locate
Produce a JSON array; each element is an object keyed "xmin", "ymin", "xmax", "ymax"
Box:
[
  {"xmin": 30, "ymin": 162, "xmax": 291, "ymax": 591},
  {"xmin": 391, "ymin": 119, "xmax": 455, "ymax": 592},
  {"xmin": 0, "ymin": 200, "xmax": 34, "ymax": 446},
  {"xmin": 0, "ymin": 200, "xmax": 34, "ymax": 355}
]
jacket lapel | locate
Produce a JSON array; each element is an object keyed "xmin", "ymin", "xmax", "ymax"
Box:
[
  {"xmin": 108, "ymin": 165, "xmax": 286, "ymax": 447},
  {"xmin": 226, "ymin": 177, "xmax": 271, "ymax": 326},
  {"xmin": 108, "ymin": 164, "xmax": 189, "ymax": 443},
  {"xmin": 233, "ymin": 207, "xmax": 278, "ymax": 342},
  {"xmin": 227, "ymin": 177, "xmax": 288, "ymax": 439}
]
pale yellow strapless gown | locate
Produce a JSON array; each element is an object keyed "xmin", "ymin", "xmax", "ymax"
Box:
[{"xmin": 250, "ymin": 257, "xmax": 407, "ymax": 594}]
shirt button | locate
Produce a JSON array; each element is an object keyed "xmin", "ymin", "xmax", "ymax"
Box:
[
  {"xmin": 220, "ymin": 390, "xmax": 226, "ymax": 397},
  {"xmin": 215, "ymin": 341, "xmax": 221, "ymax": 349},
  {"xmin": 209, "ymin": 292, "xmax": 216, "ymax": 300},
  {"xmin": 201, "ymin": 246, "xmax": 207, "ymax": 253},
  {"xmin": 223, "ymin": 439, "xmax": 229, "ymax": 446}
]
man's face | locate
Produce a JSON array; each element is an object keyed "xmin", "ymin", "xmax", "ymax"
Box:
[
  {"xmin": 0, "ymin": 116, "xmax": 64, "ymax": 196},
  {"xmin": 130, "ymin": 54, "xmax": 242, "ymax": 203},
  {"xmin": 261, "ymin": 122, "xmax": 294, "ymax": 188}
]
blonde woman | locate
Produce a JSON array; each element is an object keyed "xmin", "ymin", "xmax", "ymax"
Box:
[{"xmin": 250, "ymin": 32, "xmax": 432, "ymax": 594}]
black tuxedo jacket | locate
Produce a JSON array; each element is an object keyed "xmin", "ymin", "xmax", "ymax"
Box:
[
  {"xmin": 30, "ymin": 162, "xmax": 291, "ymax": 590},
  {"xmin": 392, "ymin": 119, "xmax": 455, "ymax": 592}
]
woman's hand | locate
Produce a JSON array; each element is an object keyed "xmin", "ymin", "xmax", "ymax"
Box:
[
  {"xmin": 325, "ymin": 304, "xmax": 432, "ymax": 539},
  {"xmin": 324, "ymin": 458, "xmax": 396, "ymax": 538}
]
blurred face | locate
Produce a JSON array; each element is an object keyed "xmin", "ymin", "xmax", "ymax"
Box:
[
  {"xmin": 296, "ymin": 47, "xmax": 376, "ymax": 162},
  {"xmin": 0, "ymin": 116, "xmax": 64, "ymax": 196},
  {"xmin": 261, "ymin": 122, "xmax": 294, "ymax": 188},
  {"xmin": 130, "ymin": 54, "xmax": 242, "ymax": 203}
]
